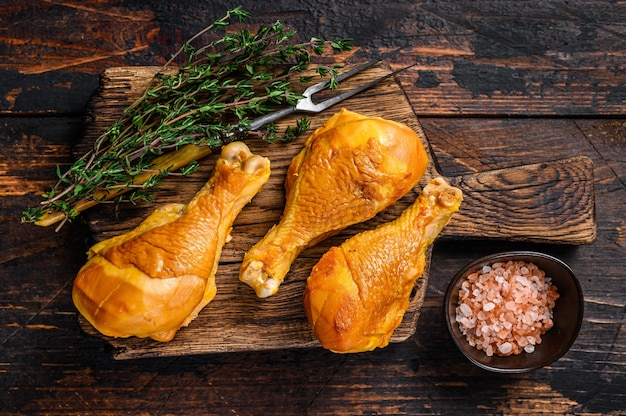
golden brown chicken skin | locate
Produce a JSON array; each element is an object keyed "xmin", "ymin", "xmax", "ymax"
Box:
[
  {"xmin": 72, "ymin": 142, "xmax": 271, "ymax": 342},
  {"xmin": 304, "ymin": 177, "xmax": 462, "ymax": 353},
  {"xmin": 240, "ymin": 109, "xmax": 429, "ymax": 298}
]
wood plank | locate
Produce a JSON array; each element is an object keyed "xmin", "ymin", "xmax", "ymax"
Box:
[
  {"xmin": 72, "ymin": 65, "xmax": 595, "ymax": 358},
  {"xmin": 394, "ymin": 1, "xmax": 626, "ymax": 115},
  {"xmin": 0, "ymin": 1, "xmax": 158, "ymax": 76},
  {"xmin": 2, "ymin": 1, "xmax": 625, "ymax": 116},
  {"xmin": 443, "ymin": 156, "xmax": 596, "ymax": 243}
]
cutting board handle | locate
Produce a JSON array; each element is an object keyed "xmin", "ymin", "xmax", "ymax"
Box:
[{"xmin": 440, "ymin": 155, "xmax": 596, "ymax": 245}]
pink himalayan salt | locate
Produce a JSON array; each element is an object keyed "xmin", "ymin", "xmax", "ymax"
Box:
[{"xmin": 455, "ymin": 260, "xmax": 559, "ymax": 357}]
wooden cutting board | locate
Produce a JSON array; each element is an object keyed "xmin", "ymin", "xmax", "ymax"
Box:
[{"xmin": 77, "ymin": 64, "xmax": 596, "ymax": 359}]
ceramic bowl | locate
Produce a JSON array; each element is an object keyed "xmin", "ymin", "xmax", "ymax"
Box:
[{"xmin": 444, "ymin": 251, "xmax": 584, "ymax": 373}]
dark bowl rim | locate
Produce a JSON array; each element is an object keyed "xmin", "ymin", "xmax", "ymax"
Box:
[{"xmin": 444, "ymin": 250, "xmax": 584, "ymax": 373}]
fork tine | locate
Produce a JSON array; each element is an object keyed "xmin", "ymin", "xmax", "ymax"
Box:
[
  {"xmin": 248, "ymin": 48, "xmax": 407, "ymax": 130},
  {"xmin": 303, "ymin": 48, "xmax": 404, "ymax": 96},
  {"xmin": 298, "ymin": 62, "xmax": 417, "ymax": 113}
]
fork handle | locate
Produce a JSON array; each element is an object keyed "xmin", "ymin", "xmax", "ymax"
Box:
[{"xmin": 249, "ymin": 106, "xmax": 296, "ymax": 131}]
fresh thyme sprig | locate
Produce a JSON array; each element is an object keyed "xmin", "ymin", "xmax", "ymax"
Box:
[{"xmin": 22, "ymin": 7, "xmax": 352, "ymax": 229}]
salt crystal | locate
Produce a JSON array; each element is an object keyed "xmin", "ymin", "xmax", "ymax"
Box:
[
  {"xmin": 522, "ymin": 313, "xmax": 534, "ymax": 325},
  {"xmin": 459, "ymin": 303, "xmax": 472, "ymax": 317},
  {"xmin": 498, "ymin": 342, "xmax": 513, "ymax": 355},
  {"xmin": 455, "ymin": 260, "xmax": 558, "ymax": 357},
  {"xmin": 485, "ymin": 345, "xmax": 494, "ymax": 356},
  {"xmin": 524, "ymin": 345, "xmax": 535, "ymax": 353}
]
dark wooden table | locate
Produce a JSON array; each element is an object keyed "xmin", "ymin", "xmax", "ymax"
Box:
[{"xmin": 2, "ymin": 1, "xmax": 625, "ymax": 414}]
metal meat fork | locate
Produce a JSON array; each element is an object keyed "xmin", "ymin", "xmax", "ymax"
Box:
[{"xmin": 249, "ymin": 50, "xmax": 414, "ymax": 130}]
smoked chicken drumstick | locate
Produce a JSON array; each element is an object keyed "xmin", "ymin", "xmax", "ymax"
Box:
[
  {"xmin": 72, "ymin": 142, "xmax": 271, "ymax": 341},
  {"xmin": 304, "ymin": 177, "xmax": 462, "ymax": 353},
  {"xmin": 239, "ymin": 109, "xmax": 429, "ymax": 298}
]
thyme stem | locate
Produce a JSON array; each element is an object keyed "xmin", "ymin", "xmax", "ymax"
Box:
[{"xmin": 22, "ymin": 7, "xmax": 352, "ymax": 228}]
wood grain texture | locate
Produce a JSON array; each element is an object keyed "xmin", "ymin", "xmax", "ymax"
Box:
[
  {"xmin": 3, "ymin": 1, "xmax": 625, "ymax": 116},
  {"xmin": 0, "ymin": 1, "xmax": 158, "ymax": 75},
  {"xmin": 443, "ymin": 156, "xmax": 596, "ymax": 244}
]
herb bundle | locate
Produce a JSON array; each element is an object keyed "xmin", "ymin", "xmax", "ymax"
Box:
[{"xmin": 22, "ymin": 7, "xmax": 352, "ymax": 229}]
